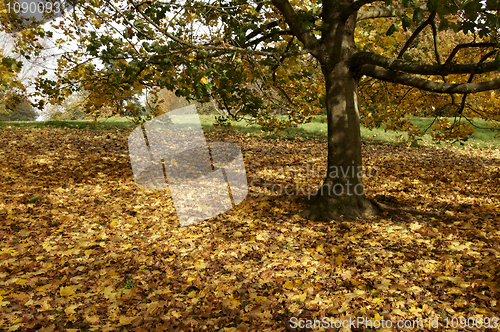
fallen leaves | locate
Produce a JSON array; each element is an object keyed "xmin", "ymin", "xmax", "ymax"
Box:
[{"xmin": 0, "ymin": 126, "xmax": 499, "ymax": 330}]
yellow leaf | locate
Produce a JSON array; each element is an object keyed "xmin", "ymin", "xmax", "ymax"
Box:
[
  {"xmin": 392, "ymin": 308, "xmax": 405, "ymax": 315},
  {"xmin": 15, "ymin": 279, "xmax": 27, "ymax": 286},
  {"xmin": 171, "ymin": 310, "xmax": 181, "ymax": 318},
  {"xmin": 60, "ymin": 286, "xmax": 75, "ymax": 297},
  {"xmin": 65, "ymin": 304, "xmax": 80, "ymax": 314},
  {"xmin": 200, "ymin": 77, "xmax": 208, "ymax": 85},
  {"xmin": 283, "ymin": 281, "xmax": 294, "ymax": 290},
  {"xmin": 335, "ymin": 255, "xmax": 344, "ymax": 265},
  {"xmin": 316, "ymin": 244, "xmax": 324, "ymax": 252},
  {"xmin": 194, "ymin": 261, "xmax": 207, "ymax": 270},
  {"xmin": 187, "ymin": 290, "xmax": 197, "ymax": 298},
  {"xmin": 147, "ymin": 301, "xmax": 159, "ymax": 315},
  {"xmin": 187, "ymin": 275, "xmax": 197, "ymax": 283},
  {"xmin": 103, "ymin": 286, "xmax": 116, "ymax": 301},
  {"xmin": 119, "ymin": 315, "xmax": 136, "ymax": 325}
]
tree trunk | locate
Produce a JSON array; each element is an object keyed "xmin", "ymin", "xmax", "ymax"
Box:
[
  {"xmin": 300, "ymin": 63, "xmax": 380, "ymax": 221},
  {"xmin": 299, "ymin": 10, "xmax": 380, "ymax": 221}
]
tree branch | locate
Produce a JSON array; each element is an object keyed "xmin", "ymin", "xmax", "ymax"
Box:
[
  {"xmin": 398, "ymin": 11, "xmax": 436, "ymax": 59},
  {"xmin": 244, "ymin": 30, "xmax": 294, "ymax": 48},
  {"xmin": 356, "ymin": 5, "xmax": 401, "ymax": 21},
  {"xmin": 359, "ymin": 64, "xmax": 500, "ymax": 93},
  {"xmin": 104, "ymin": 0, "xmax": 303, "ymax": 58},
  {"xmin": 271, "ymin": 0, "xmax": 320, "ymax": 56},
  {"xmin": 246, "ymin": 21, "xmax": 281, "ymax": 40},
  {"xmin": 430, "ymin": 21, "xmax": 441, "ymax": 64},
  {"xmin": 457, "ymin": 50, "xmax": 498, "ymax": 115},
  {"xmin": 352, "ymin": 52, "xmax": 499, "ymax": 75},
  {"xmin": 445, "ymin": 42, "xmax": 499, "ymax": 65},
  {"xmin": 341, "ymin": 0, "xmax": 379, "ymax": 21}
]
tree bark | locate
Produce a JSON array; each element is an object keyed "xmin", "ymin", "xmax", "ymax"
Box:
[
  {"xmin": 299, "ymin": 62, "xmax": 380, "ymax": 221},
  {"xmin": 299, "ymin": 7, "xmax": 380, "ymax": 221}
]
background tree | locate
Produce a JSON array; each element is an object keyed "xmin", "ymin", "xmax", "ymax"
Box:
[
  {"xmin": 0, "ymin": 99, "xmax": 38, "ymax": 121},
  {"xmin": 10, "ymin": 0, "xmax": 500, "ymax": 220},
  {"xmin": 43, "ymin": 90, "xmax": 89, "ymax": 120},
  {"xmin": 0, "ymin": 2, "xmax": 59, "ymax": 122},
  {"xmin": 0, "ymin": 33, "xmax": 26, "ymax": 120}
]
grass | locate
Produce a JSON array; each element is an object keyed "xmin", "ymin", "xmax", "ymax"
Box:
[
  {"xmin": 1, "ymin": 114, "xmax": 499, "ymax": 148},
  {"xmin": 0, "ymin": 117, "xmax": 135, "ymax": 130}
]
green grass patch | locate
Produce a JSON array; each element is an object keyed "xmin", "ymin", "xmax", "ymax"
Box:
[
  {"xmin": 2, "ymin": 115, "xmax": 499, "ymax": 148},
  {"xmin": 0, "ymin": 117, "xmax": 136, "ymax": 130}
]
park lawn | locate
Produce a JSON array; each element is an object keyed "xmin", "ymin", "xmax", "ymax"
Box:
[
  {"xmin": 2, "ymin": 115, "xmax": 499, "ymax": 148},
  {"xmin": 0, "ymin": 125, "xmax": 499, "ymax": 330}
]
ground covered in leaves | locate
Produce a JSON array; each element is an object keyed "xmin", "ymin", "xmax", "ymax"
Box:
[{"xmin": 1, "ymin": 126, "xmax": 499, "ymax": 331}]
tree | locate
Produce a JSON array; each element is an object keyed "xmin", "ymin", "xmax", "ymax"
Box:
[
  {"xmin": 0, "ymin": 33, "xmax": 26, "ymax": 119},
  {"xmin": 43, "ymin": 90, "xmax": 90, "ymax": 120},
  {"xmin": 11, "ymin": 0, "xmax": 500, "ymax": 220},
  {"xmin": 0, "ymin": 99, "xmax": 38, "ymax": 121}
]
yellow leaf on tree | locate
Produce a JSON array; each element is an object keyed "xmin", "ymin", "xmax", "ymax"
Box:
[
  {"xmin": 200, "ymin": 77, "xmax": 209, "ymax": 85},
  {"xmin": 283, "ymin": 281, "xmax": 294, "ymax": 290}
]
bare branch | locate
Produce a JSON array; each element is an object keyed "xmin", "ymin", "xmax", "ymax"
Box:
[
  {"xmin": 457, "ymin": 50, "xmax": 498, "ymax": 115},
  {"xmin": 244, "ymin": 30, "xmax": 293, "ymax": 48},
  {"xmin": 352, "ymin": 52, "xmax": 499, "ymax": 75},
  {"xmin": 430, "ymin": 21, "xmax": 441, "ymax": 64},
  {"xmin": 445, "ymin": 42, "xmax": 498, "ymax": 65},
  {"xmin": 398, "ymin": 11, "xmax": 436, "ymax": 59},
  {"xmin": 359, "ymin": 64, "xmax": 500, "ymax": 94}
]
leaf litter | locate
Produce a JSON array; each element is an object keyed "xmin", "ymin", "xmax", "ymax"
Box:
[{"xmin": 0, "ymin": 126, "xmax": 499, "ymax": 331}]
